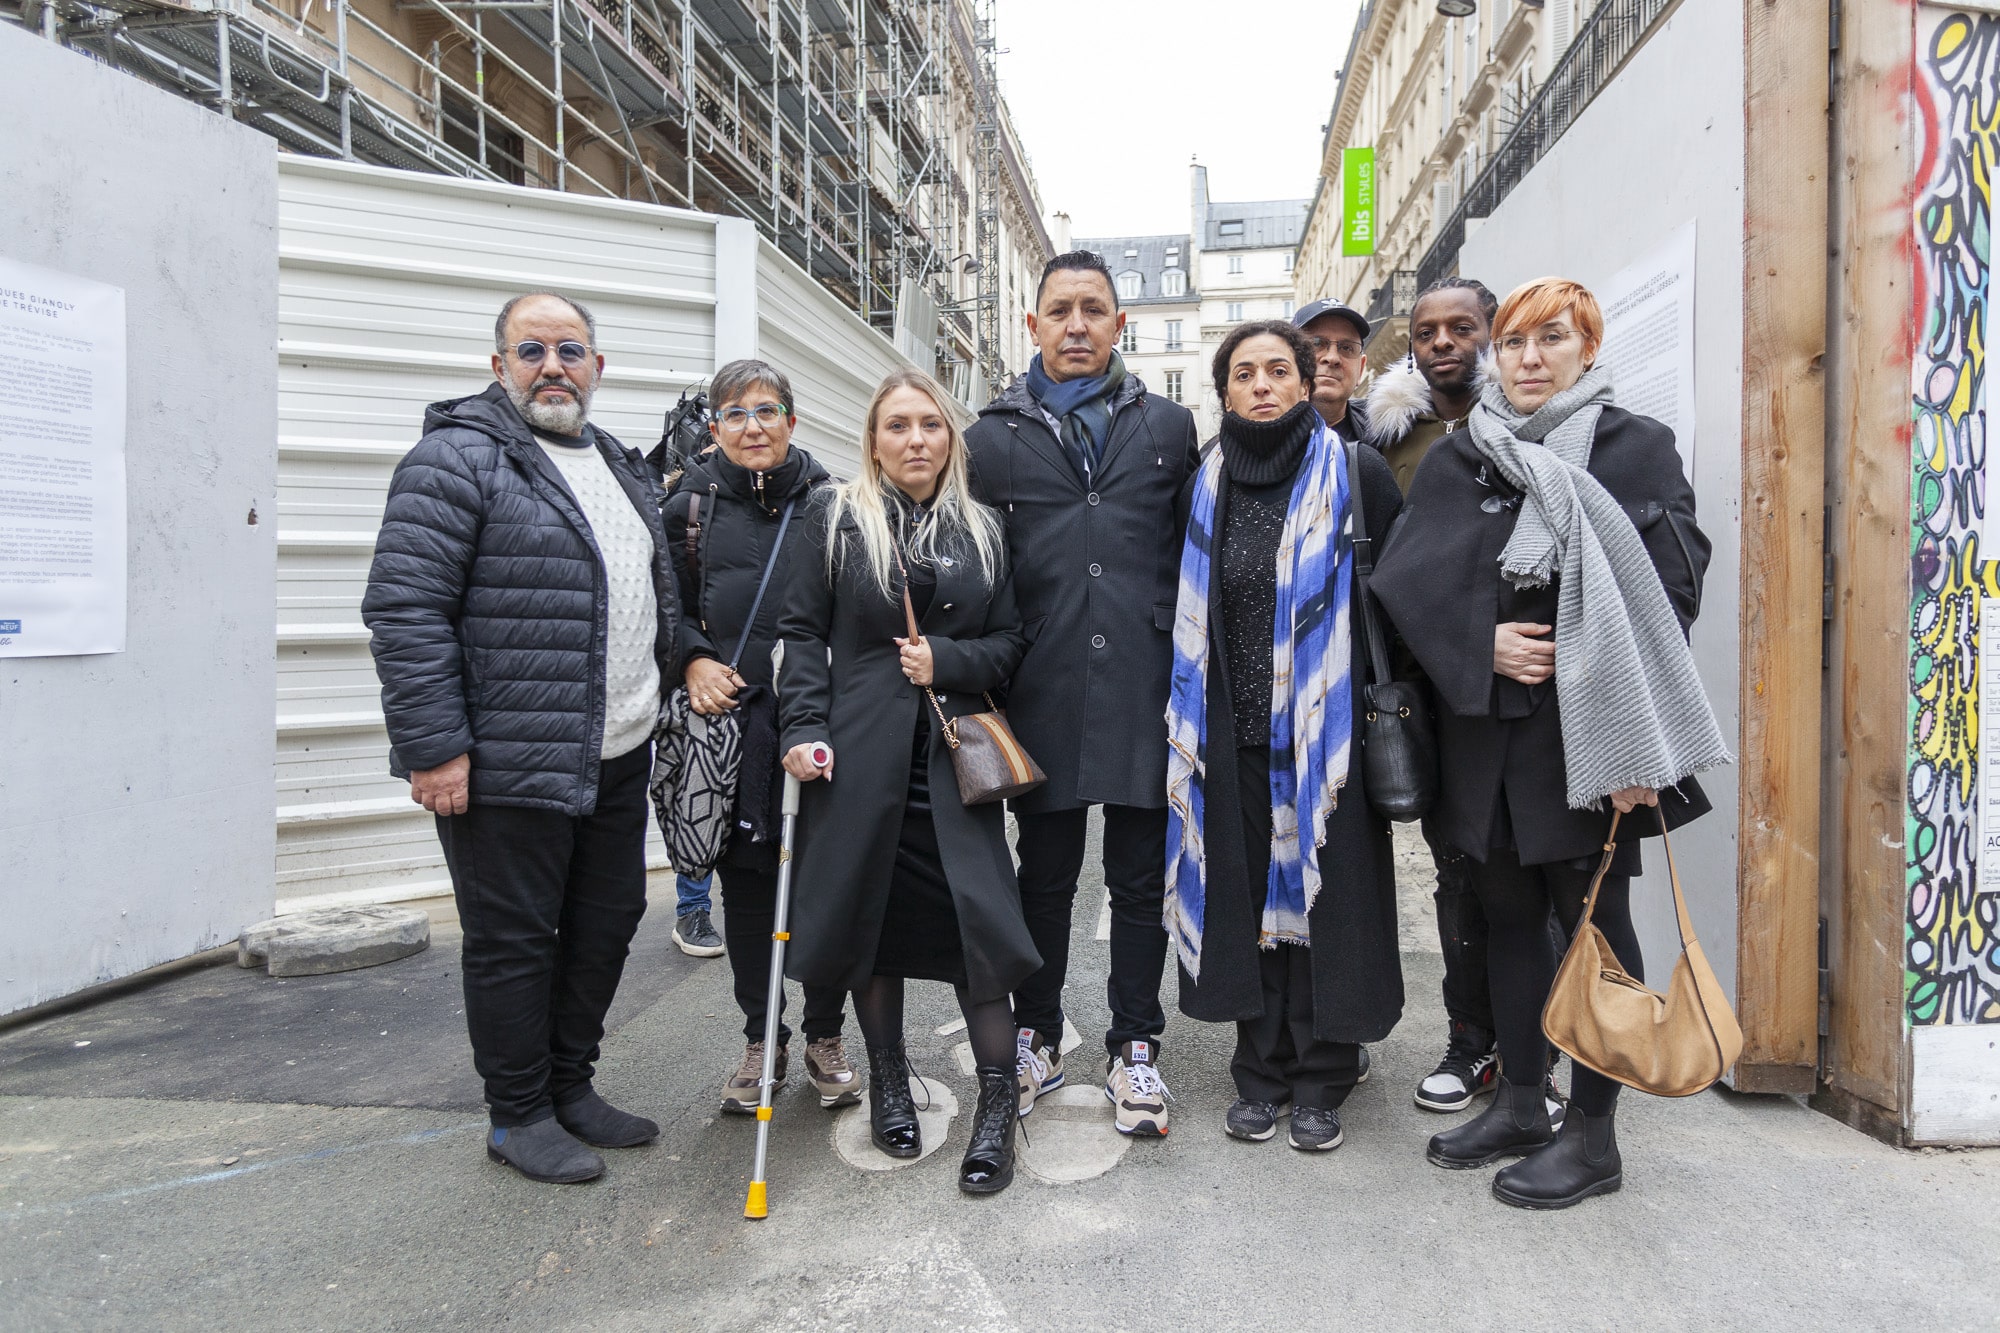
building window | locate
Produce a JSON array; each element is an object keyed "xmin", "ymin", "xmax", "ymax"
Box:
[
  {"xmin": 1219, "ymin": 219, "xmax": 1244, "ymax": 237},
  {"xmin": 1227, "ymin": 302, "xmax": 1244, "ymax": 322},
  {"xmin": 1164, "ymin": 369, "xmax": 1184, "ymax": 404},
  {"xmin": 1117, "ymin": 271, "xmax": 1142, "ymax": 300},
  {"xmin": 1162, "ymin": 270, "xmax": 1186, "ymax": 297},
  {"xmin": 1228, "ymin": 255, "xmax": 1244, "ymax": 275},
  {"xmin": 1165, "ymin": 319, "xmax": 1183, "ymax": 351},
  {"xmin": 1283, "ymin": 299, "xmax": 1294, "ymax": 318},
  {"xmin": 1120, "ymin": 323, "xmax": 1139, "ymax": 354},
  {"xmin": 1283, "ymin": 252, "xmax": 1295, "ymax": 272},
  {"xmin": 1165, "ymin": 249, "xmax": 1180, "ymax": 267},
  {"xmin": 442, "ymin": 90, "xmax": 525, "ymax": 186}
]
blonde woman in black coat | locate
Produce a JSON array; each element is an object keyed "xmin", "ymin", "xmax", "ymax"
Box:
[{"xmin": 776, "ymin": 367, "xmax": 1038, "ymax": 1194}]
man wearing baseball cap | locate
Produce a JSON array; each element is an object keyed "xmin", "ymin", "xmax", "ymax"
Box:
[{"xmin": 1292, "ymin": 298, "xmax": 1371, "ymax": 441}]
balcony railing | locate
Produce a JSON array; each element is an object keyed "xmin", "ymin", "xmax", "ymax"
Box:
[
  {"xmin": 1365, "ymin": 269, "xmax": 1418, "ymax": 334},
  {"xmin": 1414, "ymin": 0, "xmax": 1673, "ymax": 292}
]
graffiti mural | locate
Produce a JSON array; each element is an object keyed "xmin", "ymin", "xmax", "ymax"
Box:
[{"xmin": 1910, "ymin": 7, "xmax": 2000, "ymax": 1024}]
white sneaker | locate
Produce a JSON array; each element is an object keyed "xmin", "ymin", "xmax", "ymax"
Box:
[
  {"xmin": 1015, "ymin": 1027, "xmax": 1064, "ymax": 1117},
  {"xmin": 1105, "ymin": 1040, "xmax": 1170, "ymax": 1137}
]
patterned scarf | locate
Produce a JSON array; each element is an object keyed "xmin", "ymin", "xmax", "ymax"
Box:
[
  {"xmin": 1025, "ymin": 351, "xmax": 1127, "ymax": 481},
  {"xmin": 1164, "ymin": 420, "xmax": 1354, "ymax": 980}
]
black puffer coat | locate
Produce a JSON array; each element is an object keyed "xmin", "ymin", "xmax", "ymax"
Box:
[
  {"xmin": 362, "ymin": 382, "xmax": 680, "ymax": 814},
  {"xmin": 663, "ymin": 444, "xmax": 831, "ymax": 689},
  {"xmin": 966, "ymin": 373, "xmax": 1201, "ymax": 812}
]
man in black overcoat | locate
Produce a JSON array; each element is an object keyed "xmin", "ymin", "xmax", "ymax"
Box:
[{"xmin": 967, "ymin": 251, "xmax": 1201, "ymax": 1135}]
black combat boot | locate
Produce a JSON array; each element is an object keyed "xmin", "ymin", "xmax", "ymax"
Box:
[
  {"xmin": 1425, "ymin": 1076, "xmax": 1553, "ymax": 1169},
  {"xmin": 958, "ymin": 1066, "xmax": 1018, "ymax": 1194},
  {"xmin": 865, "ymin": 1043, "xmax": 921, "ymax": 1159},
  {"xmin": 1492, "ymin": 1106, "xmax": 1622, "ymax": 1209}
]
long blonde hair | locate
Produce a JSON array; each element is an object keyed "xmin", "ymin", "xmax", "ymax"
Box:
[{"xmin": 827, "ymin": 368, "xmax": 1005, "ymax": 600}]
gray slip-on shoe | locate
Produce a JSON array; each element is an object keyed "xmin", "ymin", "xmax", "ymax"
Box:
[
  {"xmin": 486, "ymin": 1117, "xmax": 605, "ymax": 1183},
  {"xmin": 555, "ymin": 1088, "xmax": 659, "ymax": 1149}
]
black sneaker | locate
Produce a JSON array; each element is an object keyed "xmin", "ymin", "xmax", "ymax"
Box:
[
  {"xmin": 1289, "ymin": 1105, "xmax": 1343, "ymax": 1151},
  {"xmin": 1225, "ymin": 1098, "xmax": 1282, "ymax": 1142},
  {"xmin": 1414, "ymin": 1020, "xmax": 1497, "ymax": 1113},
  {"xmin": 672, "ymin": 909, "xmax": 725, "ymax": 958}
]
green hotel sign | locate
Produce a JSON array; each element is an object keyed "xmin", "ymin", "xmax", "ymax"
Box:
[{"xmin": 1341, "ymin": 146, "xmax": 1376, "ymax": 257}]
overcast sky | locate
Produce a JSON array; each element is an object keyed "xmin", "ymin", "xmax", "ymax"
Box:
[{"xmin": 994, "ymin": 0, "xmax": 1365, "ymax": 240}]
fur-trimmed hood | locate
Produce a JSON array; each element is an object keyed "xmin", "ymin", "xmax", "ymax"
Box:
[{"xmin": 1359, "ymin": 350, "xmax": 1495, "ymax": 449}]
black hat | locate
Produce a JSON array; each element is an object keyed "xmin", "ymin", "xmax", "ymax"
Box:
[{"xmin": 1292, "ymin": 298, "xmax": 1371, "ymax": 343}]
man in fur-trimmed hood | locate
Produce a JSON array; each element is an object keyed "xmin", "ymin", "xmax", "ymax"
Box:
[
  {"xmin": 1354, "ymin": 275, "xmax": 1574, "ymax": 1128},
  {"xmin": 1362, "ymin": 277, "xmax": 1498, "ymax": 494}
]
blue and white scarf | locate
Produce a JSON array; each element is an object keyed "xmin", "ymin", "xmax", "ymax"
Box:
[{"xmin": 1164, "ymin": 422, "xmax": 1354, "ymax": 980}]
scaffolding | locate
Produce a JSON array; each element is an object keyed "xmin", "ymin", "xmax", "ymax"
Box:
[{"xmin": 10, "ymin": 0, "xmax": 1013, "ymax": 376}]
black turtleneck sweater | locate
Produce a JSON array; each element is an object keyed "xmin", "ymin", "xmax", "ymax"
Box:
[{"xmin": 1217, "ymin": 400, "xmax": 1318, "ymax": 747}]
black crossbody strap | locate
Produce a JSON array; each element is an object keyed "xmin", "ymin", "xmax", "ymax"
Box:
[
  {"xmin": 726, "ymin": 499, "xmax": 797, "ymax": 670},
  {"xmin": 1344, "ymin": 441, "xmax": 1394, "ymax": 688}
]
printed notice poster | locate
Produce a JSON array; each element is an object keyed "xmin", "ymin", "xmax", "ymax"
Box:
[
  {"xmin": 1979, "ymin": 600, "xmax": 2000, "ymax": 891},
  {"xmin": 1599, "ymin": 220, "xmax": 1698, "ymax": 474},
  {"xmin": 0, "ymin": 256, "xmax": 126, "ymax": 657}
]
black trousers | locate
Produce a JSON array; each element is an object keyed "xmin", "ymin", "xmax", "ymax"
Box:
[
  {"xmin": 1228, "ymin": 745, "xmax": 1360, "ymax": 1109},
  {"xmin": 1424, "ymin": 821, "xmax": 1494, "ymax": 1033},
  {"xmin": 1012, "ymin": 804, "xmax": 1170, "ymax": 1057},
  {"xmin": 435, "ymin": 744, "xmax": 652, "ymax": 1127},
  {"xmin": 1468, "ymin": 846, "xmax": 1643, "ymax": 1118},
  {"xmin": 1232, "ymin": 944, "xmax": 1364, "ymax": 1109},
  {"xmin": 717, "ymin": 854, "xmax": 847, "ymax": 1046}
]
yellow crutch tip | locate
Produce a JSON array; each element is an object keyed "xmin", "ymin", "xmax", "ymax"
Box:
[{"xmin": 744, "ymin": 1181, "xmax": 768, "ymax": 1219}]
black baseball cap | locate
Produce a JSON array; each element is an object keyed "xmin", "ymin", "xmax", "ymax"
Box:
[{"xmin": 1292, "ymin": 298, "xmax": 1371, "ymax": 344}]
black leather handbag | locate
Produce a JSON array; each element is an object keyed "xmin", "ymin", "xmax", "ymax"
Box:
[{"xmin": 1346, "ymin": 442, "xmax": 1437, "ymax": 822}]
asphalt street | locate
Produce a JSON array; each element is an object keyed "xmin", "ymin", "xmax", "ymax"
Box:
[{"xmin": 1, "ymin": 823, "xmax": 1996, "ymax": 1331}]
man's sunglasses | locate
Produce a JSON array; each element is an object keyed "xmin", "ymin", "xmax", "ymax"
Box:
[{"xmin": 512, "ymin": 339, "xmax": 592, "ymax": 367}]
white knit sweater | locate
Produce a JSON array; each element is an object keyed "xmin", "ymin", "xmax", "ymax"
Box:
[{"xmin": 536, "ymin": 431, "xmax": 661, "ymax": 759}]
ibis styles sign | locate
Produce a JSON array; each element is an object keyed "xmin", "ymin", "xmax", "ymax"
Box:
[{"xmin": 1342, "ymin": 147, "xmax": 1376, "ymax": 257}]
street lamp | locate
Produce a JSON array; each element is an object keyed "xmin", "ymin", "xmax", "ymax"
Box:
[{"xmin": 1437, "ymin": 0, "xmax": 1475, "ymax": 14}]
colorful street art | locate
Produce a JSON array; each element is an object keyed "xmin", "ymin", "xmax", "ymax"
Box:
[{"xmin": 1910, "ymin": 7, "xmax": 2000, "ymax": 1025}]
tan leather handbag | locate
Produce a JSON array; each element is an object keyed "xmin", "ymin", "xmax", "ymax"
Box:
[
  {"xmin": 897, "ymin": 552, "xmax": 1046, "ymax": 807},
  {"xmin": 1542, "ymin": 808, "xmax": 1743, "ymax": 1097}
]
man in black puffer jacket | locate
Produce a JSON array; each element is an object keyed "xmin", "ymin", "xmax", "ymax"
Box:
[{"xmin": 363, "ymin": 292, "xmax": 679, "ymax": 1186}]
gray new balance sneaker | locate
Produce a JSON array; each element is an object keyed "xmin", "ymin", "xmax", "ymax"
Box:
[
  {"xmin": 721, "ymin": 1041, "xmax": 786, "ymax": 1114},
  {"xmin": 804, "ymin": 1035, "xmax": 863, "ymax": 1108}
]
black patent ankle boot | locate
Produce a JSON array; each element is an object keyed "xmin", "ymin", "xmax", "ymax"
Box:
[
  {"xmin": 1492, "ymin": 1106, "xmax": 1622, "ymax": 1209},
  {"xmin": 865, "ymin": 1043, "xmax": 921, "ymax": 1158},
  {"xmin": 959, "ymin": 1066, "xmax": 1018, "ymax": 1195},
  {"xmin": 1426, "ymin": 1076, "xmax": 1553, "ymax": 1169}
]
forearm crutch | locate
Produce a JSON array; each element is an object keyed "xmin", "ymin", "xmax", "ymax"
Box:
[{"xmin": 744, "ymin": 750, "xmax": 821, "ymax": 1220}]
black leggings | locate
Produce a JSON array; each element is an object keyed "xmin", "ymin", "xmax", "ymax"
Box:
[
  {"xmin": 1469, "ymin": 847, "xmax": 1643, "ymax": 1118},
  {"xmin": 852, "ymin": 976, "xmax": 1019, "ymax": 1073}
]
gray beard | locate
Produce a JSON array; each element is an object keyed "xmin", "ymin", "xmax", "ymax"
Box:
[{"xmin": 506, "ymin": 378, "xmax": 592, "ymax": 435}]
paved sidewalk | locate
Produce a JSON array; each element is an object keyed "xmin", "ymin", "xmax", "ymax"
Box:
[{"xmin": 1, "ymin": 831, "xmax": 1996, "ymax": 1331}]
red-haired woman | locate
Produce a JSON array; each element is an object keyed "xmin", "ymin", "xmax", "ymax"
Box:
[{"xmin": 1371, "ymin": 277, "xmax": 1729, "ymax": 1209}]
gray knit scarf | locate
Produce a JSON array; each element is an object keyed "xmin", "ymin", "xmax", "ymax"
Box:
[{"xmin": 1467, "ymin": 364, "xmax": 1731, "ymax": 808}]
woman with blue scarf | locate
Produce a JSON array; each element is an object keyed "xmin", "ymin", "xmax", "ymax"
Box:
[{"xmin": 1165, "ymin": 320, "xmax": 1406, "ymax": 1151}]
